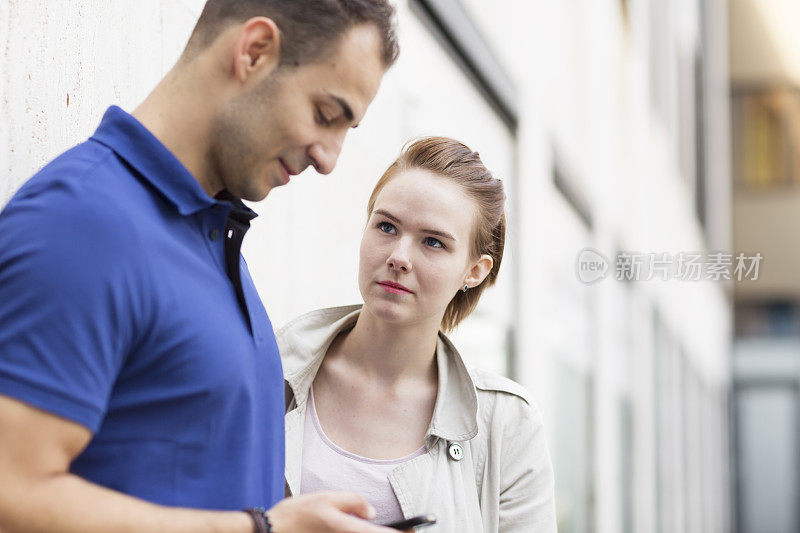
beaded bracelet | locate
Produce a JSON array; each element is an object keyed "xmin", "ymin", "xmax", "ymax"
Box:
[{"xmin": 244, "ymin": 508, "xmax": 273, "ymax": 533}]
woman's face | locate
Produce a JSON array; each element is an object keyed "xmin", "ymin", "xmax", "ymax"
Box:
[{"xmin": 358, "ymin": 168, "xmax": 491, "ymax": 328}]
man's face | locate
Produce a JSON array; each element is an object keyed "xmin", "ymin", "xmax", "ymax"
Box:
[{"xmin": 208, "ymin": 24, "xmax": 386, "ymax": 202}]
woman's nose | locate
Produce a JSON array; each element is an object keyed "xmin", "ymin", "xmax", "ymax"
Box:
[{"xmin": 386, "ymin": 241, "xmax": 412, "ymax": 272}]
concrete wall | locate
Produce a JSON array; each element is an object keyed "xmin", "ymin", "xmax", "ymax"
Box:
[{"xmin": 0, "ymin": 0, "xmax": 204, "ymax": 201}]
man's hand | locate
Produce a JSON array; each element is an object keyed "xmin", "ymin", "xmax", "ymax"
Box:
[{"xmin": 266, "ymin": 492, "xmax": 412, "ymax": 533}]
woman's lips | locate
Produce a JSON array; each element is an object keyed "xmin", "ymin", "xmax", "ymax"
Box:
[{"xmin": 378, "ymin": 281, "xmax": 413, "ymax": 294}]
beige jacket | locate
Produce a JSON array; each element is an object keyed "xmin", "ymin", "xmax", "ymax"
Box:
[{"xmin": 277, "ymin": 305, "xmax": 557, "ymax": 533}]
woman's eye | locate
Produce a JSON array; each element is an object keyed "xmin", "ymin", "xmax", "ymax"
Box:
[
  {"xmin": 378, "ymin": 222, "xmax": 396, "ymax": 234},
  {"xmin": 425, "ymin": 237, "xmax": 444, "ymax": 249}
]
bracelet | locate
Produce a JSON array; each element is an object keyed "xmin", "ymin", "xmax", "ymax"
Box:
[{"xmin": 244, "ymin": 508, "xmax": 273, "ymax": 533}]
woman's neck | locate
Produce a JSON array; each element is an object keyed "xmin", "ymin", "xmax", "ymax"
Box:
[{"xmin": 337, "ymin": 307, "xmax": 441, "ymax": 385}]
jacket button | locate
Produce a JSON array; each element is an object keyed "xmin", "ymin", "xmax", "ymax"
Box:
[{"xmin": 448, "ymin": 442, "xmax": 464, "ymax": 461}]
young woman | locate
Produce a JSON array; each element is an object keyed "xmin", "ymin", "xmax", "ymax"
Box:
[{"xmin": 278, "ymin": 137, "xmax": 556, "ymax": 532}]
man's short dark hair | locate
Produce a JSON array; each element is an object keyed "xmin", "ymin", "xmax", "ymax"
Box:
[{"xmin": 185, "ymin": 0, "xmax": 399, "ymax": 67}]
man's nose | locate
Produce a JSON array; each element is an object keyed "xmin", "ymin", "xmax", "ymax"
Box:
[{"xmin": 308, "ymin": 133, "xmax": 345, "ymax": 175}]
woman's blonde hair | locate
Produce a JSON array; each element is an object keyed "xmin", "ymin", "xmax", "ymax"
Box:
[{"xmin": 366, "ymin": 136, "xmax": 506, "ymax": 332}]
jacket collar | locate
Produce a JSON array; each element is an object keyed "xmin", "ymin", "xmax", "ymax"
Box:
[{"xmin": 278, "ymin": 305, "xmax": 479, "ymax": 442}]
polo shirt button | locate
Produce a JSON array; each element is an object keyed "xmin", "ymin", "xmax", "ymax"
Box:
[
  {"xmin": 209, "ymin": 229, "xmax": 221, "ymax": 241},
  {"xmin": 448, "ymin": 442, "xmax": 464, "ymax": 461}
]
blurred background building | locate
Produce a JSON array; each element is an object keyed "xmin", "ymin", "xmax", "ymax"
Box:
[
  {"xmin": 730, "ymin": 1, "xmax": 800, "ymax": 533},
  {"xmin": 2, "ymin": 1, "xmax": 793, "ymax": 532}
]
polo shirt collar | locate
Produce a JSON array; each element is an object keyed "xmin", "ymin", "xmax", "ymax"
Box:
[
  {"xmin": 278, "ymin": 305, "xmax": 480, "ymax": 443},
  {"xmin": 90, "ymin": 106, "xmax": 218, "ymax": 216}
]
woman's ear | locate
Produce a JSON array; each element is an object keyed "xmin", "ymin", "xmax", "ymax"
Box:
[{"xmin": 464, "ymin": 254, "xmax": 494, "ymax": 289}]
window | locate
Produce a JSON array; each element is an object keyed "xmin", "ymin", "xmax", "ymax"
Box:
[
  {"xmin": 735, "ymin": 301, "xmax": 800, "ymax": 337},
  {"xmin": 735, "ymin": 382, "xmax": 800, "ymax": 533},
  {"xmin": 731, "ymin": 88, "xmax": 800, "ymax": 189},
  {"xmin": 553, "ymin": 359, "xmax": 593, "ymax": 533}
]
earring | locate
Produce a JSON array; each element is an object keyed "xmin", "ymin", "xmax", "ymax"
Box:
[{"xmin": 462, "ymin": 284, "xmax": 469, "ymax": 293}]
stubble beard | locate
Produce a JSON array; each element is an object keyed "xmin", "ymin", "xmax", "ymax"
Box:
[{"xmin": 206, "ymin": 74, "xmax": 282, "ymax": 202}]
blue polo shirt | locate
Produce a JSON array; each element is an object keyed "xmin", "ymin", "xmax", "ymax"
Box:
[{"xmin": 0, "ymin": 106, "xmax": 285, "ymax": 509}]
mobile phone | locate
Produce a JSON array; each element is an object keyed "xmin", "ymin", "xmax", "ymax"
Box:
[{"xmin": 383, "ymin": 514, "xmax": 437, "ymax": 530}]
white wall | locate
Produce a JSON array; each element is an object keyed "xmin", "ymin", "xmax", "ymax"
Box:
[{"xmin": 0, "ymin": 0, "xmax": 204, "ymax": 201}]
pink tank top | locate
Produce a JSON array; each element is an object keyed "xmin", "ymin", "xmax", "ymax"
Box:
[{"xmin": 299, "ymin": 387, "xmax": 426, "ymax": 525}]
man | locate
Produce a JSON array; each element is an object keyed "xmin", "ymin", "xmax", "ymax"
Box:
[{"xmin": 0, "ymin": 1, "xmax": 403, "ymax": 532}]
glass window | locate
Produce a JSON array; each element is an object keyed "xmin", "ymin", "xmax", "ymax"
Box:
[
  {"xmin": 735, "ymin": 385, "xmax": 800, "ymax": 533},
  {"xmin": 731, "ymin": 89, "xmax": 800, "ymax": 189}
]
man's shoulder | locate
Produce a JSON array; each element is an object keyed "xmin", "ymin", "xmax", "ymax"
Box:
[
  {"xmin": 4, "ymin": 139, "xmax": 144, "ymax": 236},
  {"xmin": 0, "ymin": 140, "xmax": 151, "ymax": 271},
  {"xmin": 13, "ymin": 139, "xmax": 113, "ymax": 199}
]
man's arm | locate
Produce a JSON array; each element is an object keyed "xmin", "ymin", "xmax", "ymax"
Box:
[
  {"xmin": 0, "ymin": 395, "xmax": 404, "ymax": 533},
  {"xmin": 0, "ymin": 394, "xmax": 253, "ymax": 533}
]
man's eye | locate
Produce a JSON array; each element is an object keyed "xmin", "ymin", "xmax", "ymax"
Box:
[
  {"xmin": 425, "ymin": 237, "xmax": 444, "ymax": 249},
  {"xmin": 316, "ymin": 109, "xmax": 331, "ymax": 126},
  {"xmin": 378, "ymin": 222, "xmax": 396, "ymax": 234}
]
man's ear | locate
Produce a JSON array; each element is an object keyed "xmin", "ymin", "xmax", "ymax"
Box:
[
  {"xmin": 464, "ymin": 254, "xmax": 494, "ymax": 289},
  {"xmin": 232, "ymin": 17, "xmax": 281, "ymax": 84}
]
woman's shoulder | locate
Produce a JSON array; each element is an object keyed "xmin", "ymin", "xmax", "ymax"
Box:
[
  {"xmin": 276, "ymin": 304, "xmax": 363, "ymax": 339},
  {"xmin": 468, "ymin": 367, "xmax": 532, "ymax": 406},
  {"xmin": 468, "ymin": 368, "xmax": 549, "ymax": 467},
  {"xmin": 438, "ymin": 332, "xmax": 532, "ymax": 408},
  {"xmin": 277, "ymin": 305, "xmax": 362, "ymax": 385}
]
